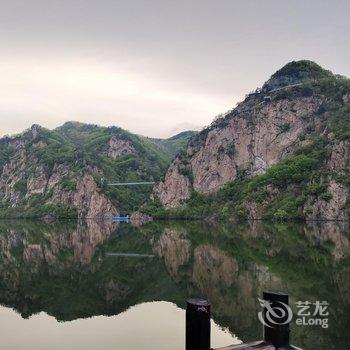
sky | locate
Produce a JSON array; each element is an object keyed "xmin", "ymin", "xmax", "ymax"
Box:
[{"xmin": 0, "ymin": 0, "xmax": 349, "ymax": 138}]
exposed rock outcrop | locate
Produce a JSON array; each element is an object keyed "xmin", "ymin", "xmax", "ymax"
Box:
[
  {"xmin": 107, "ymin": 136, "xmax": 136, "ymax": 158},
  {"xmin": 153, "ymin": 158, "xmax": 191, "ymax": 208},
  {"xmin": 327, "ymin": 140, "xmax": 350, "ymax": 174}
]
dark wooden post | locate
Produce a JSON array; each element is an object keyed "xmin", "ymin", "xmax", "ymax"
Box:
[
  {"xmin": 186, "ymin": 298, "xmax": 211, "ymax": 350},
  {"xmin": 263, "ymin": 291, "xmax": 292, "ymax": 349}
]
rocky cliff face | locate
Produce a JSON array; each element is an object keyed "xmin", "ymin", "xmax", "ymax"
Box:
[
  {"xmin": 0, "ymin": 122, "xmax": 192, "ymax": 218},
  {"xmin": 153, "ymin": 61, "xmax": 350, "ymax": 220},
  {"xmin": 190, "ymin": 96, "xmax": 322, "ymax": 194},
  {"xmin": 107, "ymin": 136, "xmax": 136, "ymax": 158},
  {"xmin": 153, "ymin": 158, "xmax": 191, "ymax": 208},
  {"xmin": 0, "ymin": 125, "xmax": 117, "ymax": 219}
]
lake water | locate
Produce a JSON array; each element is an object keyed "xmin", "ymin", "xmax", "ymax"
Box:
[{"xmin": 0, "ymin": 219, "xmax": 348, "ymax": 350}]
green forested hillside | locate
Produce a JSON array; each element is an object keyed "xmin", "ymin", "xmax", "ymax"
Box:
[{"xmin": 0, "ymin": 122, "xmax": 194, "ymax": 217}]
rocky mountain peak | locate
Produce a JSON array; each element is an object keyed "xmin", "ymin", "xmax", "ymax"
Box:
[
  {"xmin": 24, "ymin": 124, "xmax": 44, "ymax": 141},
  {"xmin": 263, "ymin": 60, "xmax": 333, "ymax": 91}
]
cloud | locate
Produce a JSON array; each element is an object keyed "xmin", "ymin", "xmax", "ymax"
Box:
[{"xmin": 0, "ymin": 56, "xmax": 233, "ymax": 138}]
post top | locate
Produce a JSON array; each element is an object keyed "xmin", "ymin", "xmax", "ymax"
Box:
[
  {"xmin": 186, "ymin": 298, "xmax": 210, "ymax": 307},
  {"xmin": 263, "ymin": 290, "xmax": 288, "ymax": 296},
  {"xmin": 263, "ymin": 291, "xmax": 289, "ymax": 301}
]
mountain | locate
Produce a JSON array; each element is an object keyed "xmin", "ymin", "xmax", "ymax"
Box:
[
  {"xmin": 0, "ymin": 122, "xmax": 192, "ymax": 219},
  {"xmin": 149, "ymin": 60, "xmax": 350, "ymax": 221},
  {"xmin": 146, "ymin": 131, "xmax": 198, "ymax": 158}
]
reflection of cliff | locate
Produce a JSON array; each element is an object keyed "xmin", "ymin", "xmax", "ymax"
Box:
[
  {"xmin": 148, "ymin": 221, "xmax": 350, "ymax": 349},
  {"xmin": 192, "ymin": 244, "xmax": 283, "ymax": 339},
  {"xmin": 0, "ymin": 221, "xmax": 186, "ymax": 321},
  {"xmin": 0, "ymin": 220, "xmax": 349, "ymax": 349},
  {"xmin": 0, "ymin": 219, "xmax": 121, "ymax": 311},
  {"xmin": 0, "ymin": 220, "xmax": 118, "ymax": 272},
  {"xmin": 147, "ymin": 224, "xmax": 286, "ymax": 340},
  {"xmin": 151, "ymin": 228, "xmax": 191, "ymax": 278},
  {"xmin": 304, "ymin": 222, "xmax": 350, "ymax": 260}
]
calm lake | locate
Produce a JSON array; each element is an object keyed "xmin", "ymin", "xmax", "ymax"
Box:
[{"xmin": 0, "ymin": 219, "xmax": 348, "ymax": 350}]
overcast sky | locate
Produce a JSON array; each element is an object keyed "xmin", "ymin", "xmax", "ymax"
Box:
[{"xmin": 0, "ymin": 0, "xmax": 349, "ymax": 138}]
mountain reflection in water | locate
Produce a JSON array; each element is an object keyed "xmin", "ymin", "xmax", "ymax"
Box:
[{"xmin": 0, "ymin": 219, "xmax": 349, "ymax": 350}]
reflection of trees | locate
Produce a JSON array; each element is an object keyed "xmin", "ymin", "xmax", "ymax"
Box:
[
  {"xmin": 0, "ymin": 220, "xmax": 186, "ymax": 321},
  {"xmin": 0, "ymin": 219, "xmax": 349, "ymax": 349}
]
